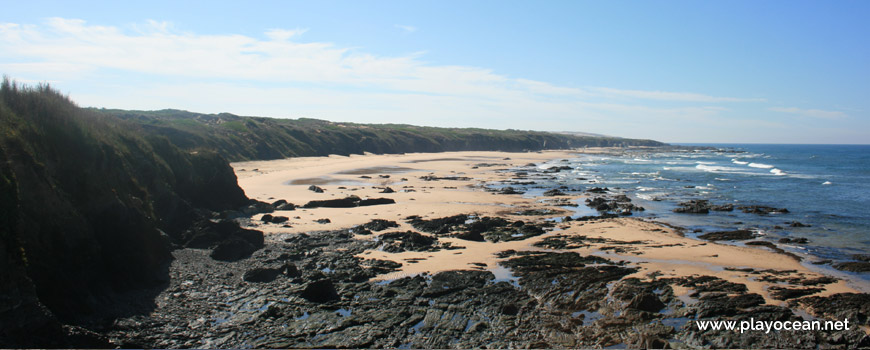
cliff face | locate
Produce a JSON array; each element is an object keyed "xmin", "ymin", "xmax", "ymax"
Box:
[
  {"xmin": 107, "ymin": 110, "xmax": 666, "ymax": 162},
  {"xmin": 0, "ymin": 80, "xmax": 666, "ymax": 346},
  {"xmin": 0, "ymin": 81, "xmax": 250, "ymax": 346}
]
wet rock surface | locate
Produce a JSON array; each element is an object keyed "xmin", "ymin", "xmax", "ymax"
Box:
[
  {"xmin": 93, "ymin": 225, "xmax": 870, "ymax": 349},
  {"xmin": 697, "ymin": 229, "xmax": 755, "ymax": 241},
  {"xmin": 673, "ymin": 199, "xmax": 734, "ymax": 214},
  {"xmin": 407, "ymin": 215, "xmax": 553, "ymax": 242},
  {"xmin": 585, "ymin": 196, "xmax": 645, "ymax": 215}
]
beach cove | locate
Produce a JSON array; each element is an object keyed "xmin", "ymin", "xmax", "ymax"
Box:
[{"xmin": 116, "ymin": 148, "xmax": 863, "ymax": 348}]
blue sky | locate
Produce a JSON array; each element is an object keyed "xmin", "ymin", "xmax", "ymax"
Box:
[{"xmin": 1, "ymin": 1, "xmax": 868, "ymax": 143}]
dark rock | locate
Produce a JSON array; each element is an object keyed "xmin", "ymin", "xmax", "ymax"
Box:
[
  {"xmin": 358, "ymin": 198, "xmax": 396, "ymax": 206},
  {"xmin": 737, "ymin": 205, "xmax": 789, "ymax": 215},
  {"xmin": 315, "ymin": 218, "xmax": 331, "ymax": 224},
  {"xmin": 407, "ymin": 214, "xmax": 468, "ymax": 234},
  {"xmin": 282, "ymin": 263, "xmax": 300, "ymax": 277},
  {"xmin": 349, "ymin": 227, "xmax": 373, "ymax": 235},
  {"xmin": 210, "ymin": 236, "xmax": 259, "ymax": 261},
  {"xmin": 241, "ymin": 200, "xmax": 276, "ymax": 215},
  {"xmin": 303, "ymin": 196, "xmax": 396, "ymax": 208},
  {"xmin": 299, "ymin": 279, "xmax": 339, "ymax": 303},
  {"xmin": 499, "ymin": 186, "xmax": 524, "ymax": 195},
  {"xmin": 768, "ymin": 286, "xmax": 822, "ymax": 300},
  {"xmin": 380, "ymin": 187, "xmax": 395, "ymax": 193},
  {"xmin": 697, "ymin": 229, "xmax": 754, "ymax": 241},
  {"xmin": 420, "ymin": 175, "xmax": 472, "ymax": 181},
  {"xmin": 308, "ymin": 185, "xmax": 324, "ymax": 193},
  {"xmin": 778, "ymin": 237, "xmax": 809, "ymax": 244},
  {"xmin": 360, "ymin": 219, "xmax": 399, "ymax": 232},
  {"xmin": 586, "ymin": 196, "xmax": 644, "ymax": 214},
  {"xmin": 543, "ymin": 189, "xmax": 566, "ymax": 196},
  {"xmin": 303, "ymin": 196, "xmax": 360, "ymax": 208},
  {"xmin": 790, "ymin": 293, "xmax": 870, "ymax": 325},
  {"xmin": 833, "ymin": 261, "xmax": 870, "ymax": 272},
  {"xmin": 184, "ymin": 219, "xmax": 264, "ymax": 256},
  {"xmin": 586, "ymin": 187, "xmax": 609, "ymax": 193},
  {"xmin": 710, "ymin": 204, "xmax": 734, "ymax": 211},
  {"xmin": 673, "ymin": 200, "xmax": 710, "ymax": 214},
  {"xmin": 270, "ymin": 216, "xmax": 289, "ymax": 223},
  {"xmin": 274, "ymin": 201, "xmax": 296, "ymax": 211},
  {"xmin": 454, "ymin": 230, "xmax": 485, "ymax": 242},
  {"xmin": 628, "ymin": 292, "xmax": 665, "ymax": 313},
  {"xmin": 379, "ymin": 231, "xmax": 439, "ymax": 252},
  {"xmin": 261, "ymin": 214, "xmax": 274, "ymax": 222},
  {"xmin": 788, "ymin": 221, "xmax": 810, "ymax": 227},
  {"xmin": 854, "ymin": 254, "xmax": 870, "ymax": 262},
  {"xmin": 243, "ymin": 267, "xmax": 282, "ymax": 283},
  {"xmin": 423, "ymin": 270, "xmax": 494, "ymax": 297}
]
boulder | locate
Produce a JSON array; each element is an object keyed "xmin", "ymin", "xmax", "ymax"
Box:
[
  {"xmin": 303, "ymin": 196, "xmax": 361, "ymax": 208},
  {"xmin": 243, "ymin": 267, "xmax": 282, "ymax": 283},
  {"xmin": 358, "ymin": 198, "xmax": 396, "ymax": 206},
  {"xmin": 308, "ymin": 185, "xmax": 324, "ymax": 193},
  {"xmin": 210, "ymin": 237, "xmax": 258, "ymax": 261},
  {"xmin": 300, "ymin": 279, "xmax": 339, "ymax": 303},
  {"xmin": 543, "ymin": 189, "xmax": 566, "ymax": 196},
  {"xmin": 673, "ymin": 200, "xmax": 710, "ymax": 214}
]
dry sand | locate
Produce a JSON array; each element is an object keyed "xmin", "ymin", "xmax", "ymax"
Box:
[{"xmin": 232, "ymin": 150, "xmax": 867, "ymax": 309}]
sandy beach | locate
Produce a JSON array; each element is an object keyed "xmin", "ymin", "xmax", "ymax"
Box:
[{"xmin": 232, "ymin": 150, "xmax": 865, "ymax": 311}]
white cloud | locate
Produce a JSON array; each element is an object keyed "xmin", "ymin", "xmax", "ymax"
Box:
[
  {"xmin": 3, "ymin": 17, "xmax": 856, "ymax": 142},
  {"xmin": 768, "ymin": 107, "xmax": 846, "ymax": 119},
  {"xmin": 588, "ymin": 87, "xmax": 765, "ymax": 103},
  {"xmin": 394, "ymin": 24, "xmax": 417, "ymax": 33}
]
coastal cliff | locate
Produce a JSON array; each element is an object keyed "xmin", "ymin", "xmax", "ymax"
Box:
[
  {"xmin": 0, "ymin": 80, "xmax": 664, "ymax": 346},
  {"xmin": 0, "ymin": 81, "xmax": 250, "ymax": 346}
]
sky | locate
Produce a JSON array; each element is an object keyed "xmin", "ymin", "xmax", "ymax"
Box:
[{"xmin": 1, "ymin": 1, "xmax": 868, "ymax": 144}]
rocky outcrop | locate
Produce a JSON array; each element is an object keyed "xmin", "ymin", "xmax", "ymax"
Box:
[
  {"xmin": 673, "ymin": 200, "xmax": 734, "ymax": 214},
  {"xmin": 302, "ymin": 196, "xmax": 396, "ymax": 208},
  {"xmin": 0, "ymin": 81, "xmax": 257, "ymax": 345},
  {"xmin": 698, "ymin": 229, "xmax": 755, "ymax": 241}
]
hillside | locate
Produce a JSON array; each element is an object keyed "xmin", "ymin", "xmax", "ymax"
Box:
[
  {"xmin": 0, "ymin": 80, "xmax": 665, "ymax": 347},
  {"xmin": 0, "ymin": 81, "xmax": 255, "ymax": 347},
  {"xmin": 101, "ymin": 109, "xmax": 665, "ymax": 162}
]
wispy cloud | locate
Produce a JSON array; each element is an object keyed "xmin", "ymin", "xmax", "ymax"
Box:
[
  {"xmin": 589, "ymin": 87, "xmax": 765, "ymax": 103},
  {"xmin": 1, "ymin": 17, "xmax": 855, "ymax": 142},
  {"xmin": 768, "ymin": 107, "xmax": 846, "ymax": 119},
  {"xmin": 394, "ymin": 24, "xmax": 417, "ymax": 33}
]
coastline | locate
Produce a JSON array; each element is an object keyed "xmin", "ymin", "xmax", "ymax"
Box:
[{"xmin": 232, "ymin": 149, "xmax": 868, "ymax": 318}]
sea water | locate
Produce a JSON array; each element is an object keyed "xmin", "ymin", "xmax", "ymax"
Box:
[{"xmin": 525, "ymin": 144, "xmax": 869, "ymax": 279}]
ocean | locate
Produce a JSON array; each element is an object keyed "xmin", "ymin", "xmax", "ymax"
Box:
[{"xmin": 517, "ymin": 144, "xmax": 870, "ymax": 281}]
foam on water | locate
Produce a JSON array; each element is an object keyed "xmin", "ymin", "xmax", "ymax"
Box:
[
  {"xmin": 748, "ymin": 162, "xmax": 775, "ymax": 169},
  {"xmin": 560, "ymin": 144, "xmax": 870, "ymax": 280},
  {"xmin": 770, "ymin": 168, "xmax": 787, "ymax": 176}
]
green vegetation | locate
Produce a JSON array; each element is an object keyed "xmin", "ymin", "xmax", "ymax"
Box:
[
  {"xmin": 0, "ymin": 78, "xmax": 248, "ymax": 324},
  {"xmin": 97, "ymin": 109, "xmax": 664, "ymax": 162}
]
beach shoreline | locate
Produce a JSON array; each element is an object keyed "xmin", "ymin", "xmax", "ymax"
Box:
[
  {"xmin": 231, "ymin": 149, "xmax": 868, "ymax": 315},
  {"xmin": 94, "ymin": 148, "xmax": 870, "ymax": 348}
]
